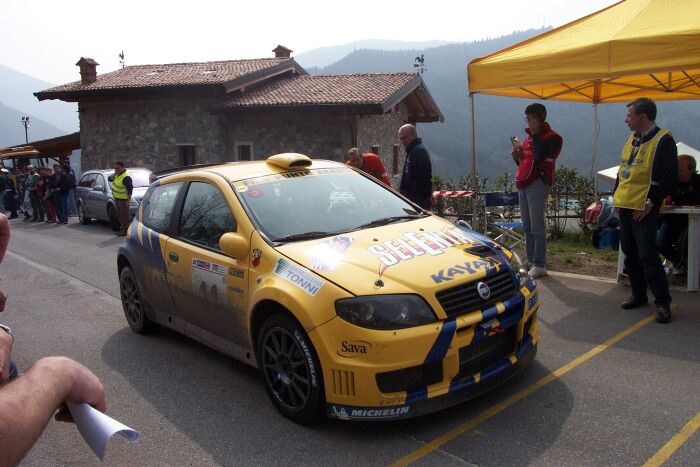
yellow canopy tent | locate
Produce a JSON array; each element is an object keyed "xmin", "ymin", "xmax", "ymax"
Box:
[{"xmin": 465, "ymin": 0, "xmax": 700, "ymax": 185}]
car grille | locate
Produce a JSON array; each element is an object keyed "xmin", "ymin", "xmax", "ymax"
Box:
[
  {"xmin": 375, "ymin": 360, "xmax": 443, "ymax": 393},
  {"xmin": 435, "ymin": 269, "xmax": 516, "ymax": 318},
  {"xmin": 456, "ymin": 325, "xmax": 517, "ymax": 380}
]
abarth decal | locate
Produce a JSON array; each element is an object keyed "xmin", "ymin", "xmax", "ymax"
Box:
[
  {"xmin": 309, "ymin": 236, "xmax": 353, "ymax": 271},
  {"xmin": 251, "ymin": 248, "xmax": 262, "ymax": 267},
  {"xmin": 274, "ymin": 258, "xmax": 325, "ymax": 296}
]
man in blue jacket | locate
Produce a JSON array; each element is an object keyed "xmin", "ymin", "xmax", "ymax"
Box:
[{"xmin": 398, "ymin": 124, "xmax": 433, "ymax": 210}]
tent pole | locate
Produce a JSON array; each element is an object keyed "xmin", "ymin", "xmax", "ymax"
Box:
[
  {"xmin": 592, "ymin": 102, "xmax": 600, "ymax": 194},
  {"xmin": 469, "ymin": 93, "xmax": 478, "ymax": 230}
]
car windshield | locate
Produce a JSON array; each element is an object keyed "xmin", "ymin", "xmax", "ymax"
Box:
[
  {"xmin": 106, "ymin": 170, "xmax": 151, "ymax": 188},
  {"xmin": 234, "ymin": 167, "xmax": 425, "ymax": 242}
]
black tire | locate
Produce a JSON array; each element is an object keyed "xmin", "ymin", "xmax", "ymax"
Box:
[
  {"xmin": 257, "ymin": 314, "xmax": 325, "ymax": 424},
  {"xmin": 77, "ymin": 202, "xmax": 92, "ymax": 225},
  {"xmin": 107, "ymin": 204, "xmax": 120, "ymax": 231},
  {"xmin": 120, "ymin": 266, "xmax": 152, "ymax": 334}
]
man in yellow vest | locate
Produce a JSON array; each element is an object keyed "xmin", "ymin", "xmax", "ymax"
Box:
[
  {"xmin": 613, "ymin": 98, "xmax": 678, "ymax": 323},
  {"xmin": 108, "ymin": 161, "xmax": 133, "ymax": 237}
]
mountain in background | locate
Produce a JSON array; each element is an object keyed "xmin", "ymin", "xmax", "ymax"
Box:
[
  {"xmin": 295, "ymin": 39, "xmax": 453, "ymax": 69},
  {"xmin": 309, "ymin": 30, "xmax": 700, "ymax": 186},
  {"xmin": 0, "ymin": 64, "xmax": 78, "ymax": 141},
  {"xmin": 0, "ymin": 101, "xmax": 67, "ymax": 148}
]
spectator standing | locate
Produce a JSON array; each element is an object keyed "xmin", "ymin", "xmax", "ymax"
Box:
[
  {"xmin": 62, "ymin": 160, "xmax": 78, "ymax": 217},
  {"xmin": 346, "ymin": 148, "xmax": 392, "ymax": 186},
  {"xmin": 2, "ymin": 169, "xmax": 18, "ymax": 219},
  {"xmin": 511, "ymin": 103, "xmax": 563, "ymax": 279},
  {"xmin": 51, "ymin": 164, "xmax": 71, "ymax": 224},
  {"xmin": 0, "ymin": 169, "xmax": 6, "ymax": 214},
  {"xmin": 398, "ymin": 124, "xmax": 433, "ymax": 210},
  {"xmin": 657, "ymin": 154, "xmax": 700, "ymax": 274},
  {"xmin": 613, "ymin": 97, "xmax": 677, "ymax": 323},
  {"xmin": 108, "ymin": 161, "xmax": 133, "ymax": 236},
  {"xmin": 42, "ymin": 167, "xmax": 57, "ymax": 223},
  {"xmin": 26, "ymin": 165, "xmax": 45, "ymax": 222}
]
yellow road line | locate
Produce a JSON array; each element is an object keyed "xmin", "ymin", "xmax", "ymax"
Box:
[
  {"xmin": 391, "ymin": 315, "xmax": 655, "ymax": 466},
  {"xmin": 643, "ymin": 410, "xmax": 700, "ymax": 467}
]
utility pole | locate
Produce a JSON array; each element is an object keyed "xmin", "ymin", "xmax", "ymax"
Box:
[{"xmin": 21, "ymin": 116, "xmax": 30, "ymax": 144}]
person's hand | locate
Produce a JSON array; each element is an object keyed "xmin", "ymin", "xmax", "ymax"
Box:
[
  {"xmin": 0, "ymin": 289, "xmax": 7, "ymax": 313},
  {"xmin": 663, "ymin": 195, "xmax": 672, "ymax": 207},
  {"xmin": 528, "ymin": 118, "xmax": 541, "ymax": 135},
  {"xmin": 632, "ymin": 203, "xmax": 653, "ymax": 221},
  {"xmin": 0, "ymin": 328, "xmax": 13, "ymax": 385},
  {"xmin": 33, "ymin": 357, "xmax": 106, "ymax": 423}
]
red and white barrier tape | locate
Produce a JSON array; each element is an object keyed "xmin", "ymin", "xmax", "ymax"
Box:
[{"xmin": 432, "ymin": 190, "xmax": 474, "ymax": 198}]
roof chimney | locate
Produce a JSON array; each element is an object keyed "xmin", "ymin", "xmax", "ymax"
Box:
[
  {"xmin": 272, "ymin": 45, "xmax": 293, "ymax": 59},
  {"xmin": 76, "ymin": 57, "xmax": 99, "ymax": 85}
]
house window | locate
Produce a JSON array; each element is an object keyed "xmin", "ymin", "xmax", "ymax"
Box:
[
  {"xmin": 235, "ymin": 143, "xmax": 253, "ymax": 161},
  {"xmin": 178, "ymin": 145, "xmax": 196, "ymax": 166}
]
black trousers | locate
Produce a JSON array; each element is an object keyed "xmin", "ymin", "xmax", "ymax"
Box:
[{"xmin": 619, "ymin": 208, "xmax": 671, "ymax": 307}]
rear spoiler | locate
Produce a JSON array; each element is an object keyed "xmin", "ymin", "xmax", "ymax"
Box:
[{"xmin": 149, "ymin": 163, "xmax": 223, "ymax": 183}]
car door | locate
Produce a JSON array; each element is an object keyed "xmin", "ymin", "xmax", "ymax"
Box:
[
  {"xmin": 164, "ymin": 180, "xmax": 250, "ymax": 348},
  {"xmin": 137, "ymin": 181, "xmax": 185, "ymax": 319},
  {"xmin": 76, "ymin": 173, "xmax": 96, "ymax": 215},
  {"xmin": 91, "ymin": 173, "xmax": 110, "ymax": 221}
]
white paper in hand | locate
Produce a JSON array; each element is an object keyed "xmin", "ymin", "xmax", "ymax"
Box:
[{"xmin": 66, "ymin": 402, "xmax": 140, "ymax": 460}]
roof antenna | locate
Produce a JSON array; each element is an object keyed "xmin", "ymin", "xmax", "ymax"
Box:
[
  {"xmin": 413, "ymin": 54, "xmax": 426, "ymax": 75},
  {"xmin": 119, "ymin": 50, "xmax": 125, "ymax": 69}
]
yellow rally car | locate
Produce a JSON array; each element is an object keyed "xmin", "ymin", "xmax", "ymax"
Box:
[{"xmin": 117, "ymin": 154, "xmax": 539, "ymax": 424}]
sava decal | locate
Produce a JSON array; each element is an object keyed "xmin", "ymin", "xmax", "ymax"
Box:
[
  {"xmin": 229, "ymin": 266, "xmax": 245, "ymax": 278},
  {"xmin": 368, "ymin": 228, "xmax": 476, "ymax": 270},
  {"xmin": 295, "ymin": 330, "xmax": 318, "ymax": 387},
  {"xmin": 431, "ymin": 258, "xmax": 501, "ymax": 284},
  {"xmin": 328, "ymin": 404, "xmax": 411, "ymax": 420},
  {"xmin": 274, "ymin": 258, "xmax": 325, "ymax": 296},
  {"xmin": 252, "ymin": 248, "xmax": 262, "ymax": 267},
  {"xmin": 337, "ymin": 340, "xmax": 372, "ymax": 358},
  {"xmin": 309, "ymin": 236, "xmax": 353, "ymax": 271},
  {"xmin": 191, "ymin": 259, "xmax": 228, "ymax": 305}
]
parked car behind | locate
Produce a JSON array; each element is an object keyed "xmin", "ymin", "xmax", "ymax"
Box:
[{"xmin": 76, "ymin": 168, "xmax": 152, "ymax": 229}]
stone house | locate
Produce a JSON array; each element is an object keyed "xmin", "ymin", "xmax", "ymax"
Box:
[{"xmin": 35, "ymin": 46, "xmax": 443, "ymax": 177}]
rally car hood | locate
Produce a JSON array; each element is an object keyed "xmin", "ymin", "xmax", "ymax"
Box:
[{"xmin": 275, "ymin": 216, "xmax": 510, "ymax": 296}]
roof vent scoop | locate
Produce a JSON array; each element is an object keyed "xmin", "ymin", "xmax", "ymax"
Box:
[
  {"xmin": 272, "ymin": 45, "xmax": 293, "ymax": 58},
  {"xmin": 76, "ymin": 57, "xmax": 99, "ymax": 85},
  {"xmin": 266, "ymin": 153, "xmax": 312, "ymax": 169}
]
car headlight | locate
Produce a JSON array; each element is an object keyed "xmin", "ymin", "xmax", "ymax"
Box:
[
  {"xmin": 335, "ymin": 295, "xmax": 437, "ymax": 330},
  {"xmin": 508, "ymin": 250, "xmax": 530, "ymax": 287}
]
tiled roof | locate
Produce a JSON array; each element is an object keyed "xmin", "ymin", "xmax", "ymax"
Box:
[
  {"xmin": 223, "ymin": 73, "xmax": 420, "ymax": 107},
  {"xmin": 36, "ymin": 58, "xmax": 293, "ymax": 97}
]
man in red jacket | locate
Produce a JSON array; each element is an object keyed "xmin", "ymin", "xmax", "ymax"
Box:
[
  {"xmin": 346, "ymin": 148, "xmax": 392, "ymax": 186},
  {"xmin": 511, "ymin": 103, "xmax": 563, "ymax": 279}
]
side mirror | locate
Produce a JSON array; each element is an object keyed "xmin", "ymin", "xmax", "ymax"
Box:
[
  {"xmin": 219, "ymin": 232, "xmax": 249, "ymax": 260},
  {"xmin": 92, "ymin": 184, "xmax": 104, "ymax": 192}
]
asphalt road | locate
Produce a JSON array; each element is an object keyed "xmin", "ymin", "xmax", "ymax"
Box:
[{"xmin": 3, "ymin": 217, "xmax": 699, "ymax": 466}]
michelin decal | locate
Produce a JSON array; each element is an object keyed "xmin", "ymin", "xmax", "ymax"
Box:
[{"xmin": 329, "ymin": 404, "xmax": 411, "ymax": 420}]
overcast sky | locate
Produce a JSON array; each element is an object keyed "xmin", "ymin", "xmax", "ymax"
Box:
[{"xmin": 4, "ymin": 0, "xmax": 618, "ymax": 84}]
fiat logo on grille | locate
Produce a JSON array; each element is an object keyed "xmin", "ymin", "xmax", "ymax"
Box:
[{"xmin": 476, "ymin": 282, "xmax": 491, "ymax": 300}]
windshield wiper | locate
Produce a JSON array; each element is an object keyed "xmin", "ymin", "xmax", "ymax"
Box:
[
  {"xmin": 356, "ymin": 214, "xmax": 425, "ymax": 230},
  {"xmin": 274, "ymin": 231, "xmax": 334, "ymax": 243}
]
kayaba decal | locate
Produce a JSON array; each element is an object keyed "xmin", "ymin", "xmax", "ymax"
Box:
[
  {"xmin": 274, "ymin": 258, "xmax": 325, "ymax": 296},
  {"xmin": 329, "ymin": 404, "xmax": 411, "ymax": 420},
  {"xmin": 309, "ymin": 236, "xmax": 353, "ymax": 271},
  {"xmin": 368, "ymin": 228, "xmax": 479, "ymax": 270},
  {"xmin": 431, "ymin": 258, "xmax": 501, "ymax": 284}
]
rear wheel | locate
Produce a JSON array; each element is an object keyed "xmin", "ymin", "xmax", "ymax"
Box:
[
  {"xmin": 120, "ymin": 266, "xmax": 152, "ymax": 334},
  {"xmin": 257, "ymin": 314, "xmax": 325, "ymax": 424},
  {"xmin": 78, "ymin": 202, "xmax": 92, "ymax": 225},
  {"xmin": 107, "ymin": 204, "xmax": 120, "ymax": 231}
]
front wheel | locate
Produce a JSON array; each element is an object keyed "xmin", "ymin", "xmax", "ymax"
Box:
[
  {"xmin": 257, "ymin": 314, "xmax": 325, "ymax": 424},
  {"xmin": 120, "ymin": 266, "xmax": 152, "ymax": 334}
]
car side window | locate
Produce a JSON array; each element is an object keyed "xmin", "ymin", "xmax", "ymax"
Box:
[
  {"xmin": 78, "ymin": 173, "xmax": 96, "ymax": 188},
  {"xmin": 94, "ymin": 174, "xmax": 106, "ymax": 190},
  {"xmin": 178, "ymin": 182, "xmax": 237, "ymax": 251},
  {"xmin": 142, "ymin": 183, "xmax": 182, "ymax": 234}
]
